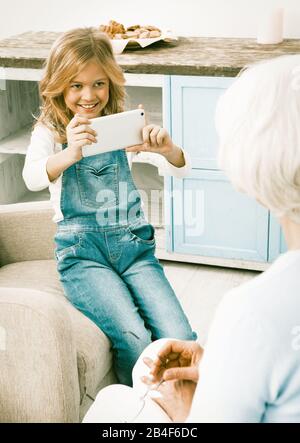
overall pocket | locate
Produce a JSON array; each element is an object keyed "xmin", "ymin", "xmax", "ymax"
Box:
[
  {"xmin": 76, "ymin": 163, "xmax": 119, "ymax": 208},
  {"xmin": 54, "ymin": 231, "xmax": 83, "ymax": 261},
  {"xmin": 128, "ymin": 222, "xmax": 156, "ymax": 245}
]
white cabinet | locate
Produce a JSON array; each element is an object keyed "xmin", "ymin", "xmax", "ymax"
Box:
[
  {"xmin": 0, "ymin": 79, "xmax": 48, "ymax": 203},
  {"xmin": 125, "ymin": 83, "xmax": 165, "ymax": 228},
  {"xmin": 0, "ymin": 73, "xmax": 167, "ymax": 251}
]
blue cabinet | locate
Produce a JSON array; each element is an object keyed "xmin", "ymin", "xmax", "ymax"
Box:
[
  {"xmin": 269, "ymin": 215, "xmax": 288, "ymax": 261},
  {"xmin": 171, "ymin": 170, "xmax": 269, "ymax": 261},
  {"xmin": 165, "ymin": 75, "xmax": 272, "ymax": 263},
  {"xmin": 170, "ymin": 76, "xmax": 234, "ymax": 170}
]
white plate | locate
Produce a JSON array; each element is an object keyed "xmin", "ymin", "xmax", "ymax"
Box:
[{"xmin": 110, "ymin": 32, "xmax": 178, "ymax": 54}]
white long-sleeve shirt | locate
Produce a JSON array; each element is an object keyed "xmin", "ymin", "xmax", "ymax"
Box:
[
  {"xmin": 83, "ymin": 250, "xmax": 300, "ymax": 423},
  {"xmin": 187, "ymin": 249, "xmax": 300, "ymax": 423},
  {"xmin": 23, "ymin": 124, "xmax": 191, "ymax": 223}
]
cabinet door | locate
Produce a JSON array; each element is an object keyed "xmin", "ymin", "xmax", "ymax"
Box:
[
  {"xmin": 171, "ymin": 169, "xmax": 269, "ymax": 261},
  {"xmin": 171, "ymin": 76, "xmax": 234, "ymax": 170},
  {"xmin": 268, "ymin": 214, "xmax": 288, "ymax": 261}
]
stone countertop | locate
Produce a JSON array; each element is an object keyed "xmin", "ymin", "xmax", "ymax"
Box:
[{"xmin": 0, "ymin": 31, "xmax": 300, "ymax": 76}]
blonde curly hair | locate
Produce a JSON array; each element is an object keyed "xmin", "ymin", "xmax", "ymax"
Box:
[{"xmin": 35, "ymin": 27, "xmax": 126, "ymax": 143}]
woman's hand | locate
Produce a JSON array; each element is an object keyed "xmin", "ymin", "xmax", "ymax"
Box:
[
  {"xmin": 65, "ymin": 114, "xmax": 98, "ymax": 162},
  {"xmin": 154, "ymin": 379, "xmax": 197, "ymax": 422},
  {"xmin": 147, "ymin": 340, "xmax": 203, "ymax": 383},
  {"xmin": 140, "ymin": 340, "xmax": 203, "ymax": 422},
  {"xmin": 141, "ymin": 349, "xmax": 200, "ymax": 423}
]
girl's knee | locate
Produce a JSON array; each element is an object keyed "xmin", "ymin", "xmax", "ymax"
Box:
[
  {"xmin": 155, "ymin": 325, "xmax": 197, "ymax": 342},
  {"xmin": 182, "ymin": 330, "xmax": 198, "ymax": 341},
  {"xmin": 172, "ymin": 329, "xmax": 197, "ymax": 341},
  {"xmin": 121, "ymin": 328, "xmax": 152, "ymax": 356}
]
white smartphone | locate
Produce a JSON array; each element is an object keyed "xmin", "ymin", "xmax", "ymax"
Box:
[{"xmin": 82, "ymin": 108, "xmax": 146, "ymax": 157}]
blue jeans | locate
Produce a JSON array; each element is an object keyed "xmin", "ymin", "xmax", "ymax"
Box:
[
  {"xmin": 55, "ymin": 146, "xmax": 196, "ymax": 386},
  {"xmin": 55, "ymin": 219, "xmax": 197, "ymax": 386}
]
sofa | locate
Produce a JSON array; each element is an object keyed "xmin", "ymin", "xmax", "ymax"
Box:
[{"xmin": 0, "ymin": 201, "xmax": 117, "ymax": 423}]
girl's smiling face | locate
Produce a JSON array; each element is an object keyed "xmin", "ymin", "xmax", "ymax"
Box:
[{"xmin": 64, "ymin": 59, "xmax": 109, "ymax": 117}]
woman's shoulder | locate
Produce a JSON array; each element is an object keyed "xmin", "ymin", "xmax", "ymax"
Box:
[
  {"xmin": 213, "ymin": 276, "xmax": 268, "ymax": 329},
  {"xmin": 217, "ymin": 252, "xmax": 300, "ymax": 333},
  {"xmin": 227, "ymin": 251, "xmax": 300, "ymax": 302}
]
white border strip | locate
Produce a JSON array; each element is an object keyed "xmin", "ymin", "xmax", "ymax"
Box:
[
  {"xmin": 0, "ymin": 68, "xmax": 164, "ymax": 87},
  {"xmin": 125, "ymin": 73, "xmax": 164, "ymax": 87},
  {"xmin": 0, "ymin": 67, "xmax": 43, "ymax": 81}
]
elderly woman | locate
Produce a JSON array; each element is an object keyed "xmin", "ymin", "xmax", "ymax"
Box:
[{"xmin": 83, "ymin": 54, "xmax": 300, "ymax": 423}]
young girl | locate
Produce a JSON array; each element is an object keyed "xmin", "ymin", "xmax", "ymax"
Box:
[{"xmin": 22, "ymin": 27, "xmax": 197, "ymax": 386}]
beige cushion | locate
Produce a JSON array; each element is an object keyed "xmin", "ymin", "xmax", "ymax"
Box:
[
  {"xmin": 0, "ymin": 203, "xmax": 56, "ymax": 266},
  {"xmin": 0, "ymin": 287, "xmax": 80, "ymax": 422},
  {"xmin": 0, "ymin": 259, "xmax": 113, "ymax": 401}
]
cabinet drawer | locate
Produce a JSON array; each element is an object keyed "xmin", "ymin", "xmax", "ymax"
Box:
[
  {"xmin": 171, "ymin": 169, "xmax": 269, "ymax": 262},
  {"xmin": 170, "ymin": 76, "xmax": 234, "ymax": 170}
]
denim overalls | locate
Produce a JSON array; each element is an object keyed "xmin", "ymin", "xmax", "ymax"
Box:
[{"xmin": 54, "ymin": 145, "xmax": 197, "ymax": 386}]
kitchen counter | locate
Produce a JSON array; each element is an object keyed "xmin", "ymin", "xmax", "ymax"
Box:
[{"xmin": 0, "ymin": 31, "xmax": 300, "ymax": 76}]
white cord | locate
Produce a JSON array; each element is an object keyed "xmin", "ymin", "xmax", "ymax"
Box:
[{"xmin": 122, "ymin": 379, "xmax": 165, "ymax": 423}]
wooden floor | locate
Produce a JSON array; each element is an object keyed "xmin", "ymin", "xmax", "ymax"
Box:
[{"xmin": 160, "ymin": 260, "xmax": 259, "ymax": 346}]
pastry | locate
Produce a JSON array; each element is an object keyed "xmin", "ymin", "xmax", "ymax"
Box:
[
  {"xmin": 125, "ymin": 31, "xmax": 140, "ymax": 39},
  {"xmin": 99, "ymin": 21, "xmax": 162, "ymax": 40},
  {"xmin": 99, "ymin": 20, "xmax": 125, "ymax": 38},
  {"xmin": 144, "ymin": 25, "xmax": 161, "ymax": 32},
  {"xmin": 126, "ymin": 25, "xmax": 141, "ymax": 32},
  {"xmin": 149, "ymin": 30, "xmax": 161, "ymax": 38},
  {"xmin": 139, "ymin": 31, "xmax": 150, "ymax": 39}
]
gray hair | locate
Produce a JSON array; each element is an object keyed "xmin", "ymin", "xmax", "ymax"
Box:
[{"xmin": 216, "ymin": 54, "xmax": 300, "ymax": 223}]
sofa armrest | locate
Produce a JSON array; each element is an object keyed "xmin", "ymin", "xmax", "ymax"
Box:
[
  {"xmin": 0, "ymin": 201, "xmax": 56, "ymax": 266},
  {"xmin": 0, "ymin": 287, "xmax": 80, "ymax": 422}
]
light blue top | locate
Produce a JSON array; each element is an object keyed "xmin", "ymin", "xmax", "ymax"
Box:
[{"xmin": 188, "ymin": 250, "xmax": 300, "ymax": 423}]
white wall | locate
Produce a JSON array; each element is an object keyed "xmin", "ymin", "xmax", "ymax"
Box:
[{"xmin": 0, "ymin": 0, "xmax": 299, "ymax": 40}]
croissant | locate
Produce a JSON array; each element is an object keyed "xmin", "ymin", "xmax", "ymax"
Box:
[
  {"xmin": 99, "ymin": 21, "xmax": 161, "ymax": 40},
  {"xmin": 99, "ymin": 20, "xmax": 125, "ymax": 38}
]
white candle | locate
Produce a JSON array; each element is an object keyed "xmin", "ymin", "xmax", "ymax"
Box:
[{"xmin": 257, "ymin": 7, "xmax": 284, "ymax": 44}]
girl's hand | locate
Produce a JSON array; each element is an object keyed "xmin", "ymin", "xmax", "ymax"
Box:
[
  {"xmin": 126, "ymin": 124, "xmax": 175, "ymax": 156},
  {"xmin": 126, "ymin": 104, "xmax": 185, "ymax": 167},
  {"xmin": 65, "ymin": 114, "xmax": 98, "ymax": 161}
]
